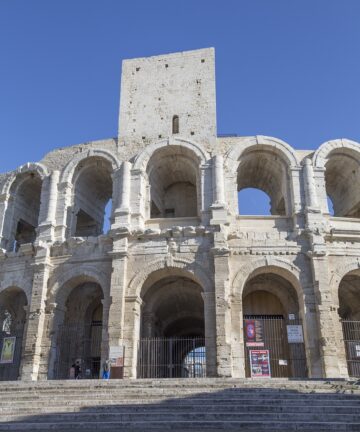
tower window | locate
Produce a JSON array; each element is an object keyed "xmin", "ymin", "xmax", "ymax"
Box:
[{"xmin": 172, "ymin": 115, "xmax": 179, "ymax": 134}]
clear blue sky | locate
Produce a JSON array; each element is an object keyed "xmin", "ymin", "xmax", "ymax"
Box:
[{"xmin": 1, "ymin": 0, "xmax": 359, "ymax": 177}]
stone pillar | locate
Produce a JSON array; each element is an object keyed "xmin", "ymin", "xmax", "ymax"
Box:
[
  {"xmin": 202, "ymin": 291, "xmax": 217, "ymax": 377},
  {"xmin": 230, "ymin": 296, "xmax": 245, "ymax": 378},
  {"xmin": 100, "ymin": 299, "xmax": 110, "ymax": 374},
  {"xmin": 55, "ymin": 181, "xmax": 73, "ymax": 241},
  {"xmin": 113, "ymin": 161, "xmax": 131, "ymax": 229},
  {"xmin": 122, "ymin": 296, "xmax": 143, "ymax": 378},
  {"xmin": 20, "ymin": 247, "xmax": 52, "ymax": 380},
  {"xmin": 212, "ymin": 243, "xmax": 232, "ymax": 377},
  {"xmin": 130, "ymin": 168, "xmax": 146, "ymax": 230},
  {"xmin": 200, "ymin": 162, "xmax": 212, "ymax": 226},
  {"xmin": 37, "ymin": 171, "xmax": 60, "ymax": 243},
  {"xmin": 303, "ymin": 160, "xmax": 319, "ymax": 210},
  {"xmin": 0, "ymin": 192, "xmax": 10, "ymax": 249},
  {"xmin": 289, "ymin": 167, "xmax": 302, "ymax": 215},
  {"xmin": 107, "ymin": 236, "xmax": 128, "ymax": 365},
  {"xmin": 309, "ymin": 254, "xmax": 348, "ymax": 378},
  {"xmin": 210, "ymin": 155, "xmax": 227, "ymax": 225}
]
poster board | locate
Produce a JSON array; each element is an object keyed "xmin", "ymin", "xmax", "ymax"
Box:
[
  {"xmin": 109, "ymin": 345, "xmax": 125, "ymax": 379},
  {"xmin": 249, "ymin": 349, "xmax": 271, "ymax": 378},
  {"xmin": 0, "ymin": 336, "xmax": 16, "ymax": 364},
  {"xmin": 244, "ymin": 319, "xmax": 264, "ymax": 347}
]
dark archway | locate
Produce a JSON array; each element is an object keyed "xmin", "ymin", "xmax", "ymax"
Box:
[
  {"xmin": 52, "ymin": 282, "xmax": 103, "ymax": 379},
  {"xmin": 0, "ymin": 287, "xmax": 27, "ymax": 380},
  {"xmin": 242, "ymin": 272, "xmax": 307, "ymax": 378},
  {"xmin": 138, "ymin": 275, "xmax": 205, "ymax": 378}
]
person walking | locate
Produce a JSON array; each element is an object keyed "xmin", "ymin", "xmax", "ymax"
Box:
[{"xmin": 102, "ymin": 359, "xmax": 111, "ymax": 380}]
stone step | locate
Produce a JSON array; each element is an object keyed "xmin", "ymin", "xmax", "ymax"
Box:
[
  {"xmin": 1, "ymin": 403, "xmax": 359, "ymax": 415},
  {"xmin": 0, "ymin": 420, "xmax": 359, "ymax": 431},
  {"xmin": 3, "ymin": 411, "xmax": 360, "ymax": 423}
]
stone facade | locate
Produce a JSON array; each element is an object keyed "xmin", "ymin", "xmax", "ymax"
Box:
[{"xmin": 0, "ymin": 48, "xmax": 359, "ymax": 381}]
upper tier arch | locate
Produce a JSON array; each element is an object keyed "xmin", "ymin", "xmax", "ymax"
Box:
[{"xmin": 313, "ymin": 138, "xmax": 360, "ymax": 168}]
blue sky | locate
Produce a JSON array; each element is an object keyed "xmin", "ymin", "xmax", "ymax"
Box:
[{"xmin": 1, "ymin": 0, "xmax": 359, "ymax": 214}]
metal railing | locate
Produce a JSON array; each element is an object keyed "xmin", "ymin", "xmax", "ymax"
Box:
[
  {"xmin": 342, "ymin": 320, "xmax": 360, "ymax": 377},
  {"xmin": 137, "ymin": 337, "xmax": 206, "ymax": 379}
]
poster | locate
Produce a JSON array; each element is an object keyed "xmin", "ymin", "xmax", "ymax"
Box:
[
  {"xmin": 0, "ymin": 336, "xmax": 16, "ymax": 364},
  {"xmin": 244, "ymin": 319, "xmax": 264, "ymax": 347},
  {"xmin": 249, "ymin": 349, "xmax": 271, "ymax": 378},
  {"xmin": 286, "ymin": 325, "xmax": 304, "ymax": 343}
]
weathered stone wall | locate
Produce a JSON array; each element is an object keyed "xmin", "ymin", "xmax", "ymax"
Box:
[{"xmin": 0, "ymin": 48, "xmax": 359, "ymax": 381}]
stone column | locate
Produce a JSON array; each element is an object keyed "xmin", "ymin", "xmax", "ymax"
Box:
[
  {"xmin": 122, "ymin": 296, "xmax": 143, "ymax": 378},
  {"xmin": 202, "ymin": 291, "xmax": 217, "ymax": 377},
  {"xmin": 0, "ymin": 192, "xmax": 10, "ymax": 249},
  {"xmin": 20, "ymin": 247, "xmax": 52, "ymax": 380},
  {"xmin": 212, "ymin": 244, "xmax": 232, "ymax": 377},
  {"xmin": 309, "ymin": 254, "xmax": 348, "ymax": 378},
  {"xmin": 230, "ymin": 296, "xmax": 245, "ymax": 378},
  {"xmin": 55, "ymin": 181, "xmax": 73, "ymax": 241},
  {"xmin": 130, "ymin": 168, "xmax": 146, "ymax": 230},
  {"xmin": 303, "ymin": 160, "xmax": 319, "ymax": 210},
  {"xmin": 113, "ymin": 162, "xmax": 131, "ymax": 229},
  {"xmin": 200, "ymin": 162, "xmax": 212, "ymax": 226},
  {"xmin": 210, "ymin": 155, "xmax": 227, "ymax": 225},
  {"xmin": 37, "ymin": 171, "xmax": 60, "ymax": 243}
]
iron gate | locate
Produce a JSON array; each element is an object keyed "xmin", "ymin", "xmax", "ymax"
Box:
[
  {"xmin": 243, "ymin": 316, "xmax": 307, "ymax": 378},
  {"xmin": 342, "ymin": 320, "xmax": 360, "ymax": 377},
  {"xmin": 53, "ymin": 323, "xmax": 102, "ymax": 379},
  {"xmin": 0, "ymin": 330, "xmax": 23, "ymax": 381},
  {"xmin": 137, "ymin": 337, "xmax": 206, "ymax": 378}
]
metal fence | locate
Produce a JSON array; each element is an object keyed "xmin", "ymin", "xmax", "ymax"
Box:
[
  {"xmin": 137, "ymin": 337, "xmax": 206, "ymax": 379},
  {"xmin": 243, "ymin": 316, "xmax": 307, "ymax": 378},
  {"xmin": 0, "ymin": 330, "xmax": 23, "ymax": 381},
  {"xmin": 342, "ymin": 320, "xmax": 360, "ymax": 377},
  {"xmin": 53, "ymin": 323, "xmax": 102, "ymax": 379}
]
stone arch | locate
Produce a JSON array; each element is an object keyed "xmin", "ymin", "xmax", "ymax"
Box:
[
  {"xmin": 225, "ymin": 136, "xmax": 300, "ymax": 171},
  {"xmin": 225, "ymin": 136, "xmax": 300, "ymax": 216},
  {"xmin": 313, "ymin": 139, "xmax": 360, "ymax": 217},
  {"xmin": 128, "ymin": 257, "xmax": 213, "ymax": 298},
  {"xmin": 313, "ymin": 139, "xmax": 360, "ymax": 169},
  {"xmin": 1, "ymin": 162, "xmax": 49, "ymax": 196},
  {"xmin": 60, "ymin": 149, "xmax": 120, "ymax": 184},
  {"xmin": 231, "ymin": 257, "xmax": 302, "ymax": 299},
  {"xmin": 132, "ymin": 137, "xmax": 210, "ymax": 171},
  {"xmin": 48, "ymin": 265, "xmax": 109, "ymax": 306}
]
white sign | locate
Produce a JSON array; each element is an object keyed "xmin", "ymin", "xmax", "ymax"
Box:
[
  {"xmin": 355, "ymin": 345, "xmax": 360, "ymax": 358},
  {"xmin": 279, "ymin": 359, "xmax": 288, "ymax": 366},
  {"xmin": 288, "ymin": 314, "xmax": 295, "ymax": 320},
  {"xmin": 287, "ymin": 325, "xmax": 304, "ymax": 343}
]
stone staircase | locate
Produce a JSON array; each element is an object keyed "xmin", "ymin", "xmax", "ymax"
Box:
[{"xmin": 0, "ymin": 378, "xmax": 359, "ymax": 431}]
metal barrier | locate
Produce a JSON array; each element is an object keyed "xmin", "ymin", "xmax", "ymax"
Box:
[
  {"xmin": 342, "ymin": 320, "xmax": 360, "ymax": 377},
  {"xmin": 53, "ymin": 323, "xmax": 102, "ymax": 379},
  {"xmin": 137, "ymin": 337, "xmax": 206, "ymax": 378},
  {"xmin": 243, "ymin": 315, "xmax": 307, "ymax": 378}
]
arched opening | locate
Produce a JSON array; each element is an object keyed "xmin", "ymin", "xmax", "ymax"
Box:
[
  {"xmin": 172, "ymin": 115, "xmax": 179, "ymax": 134},
  {"xmin": 52, "ymin": 281, "xmax": 103, "ymax": 379},
  {"xmin": 6, "ymin": 172, "xmax": 42, "ymax": 251},
  {"xmin": 71, "ymin": 157, "xmax": 113, "ymax": 237},
  {"xmin": 238, "ymin": 188, "xmax": 273, "ymax": 215},
  {"xmin": 138, "ymin": 275, "xmax": 205, "ymax": 378},
  {"xmin": 242, "ymin": 272, "xmax": 307, "ymax": 378},
  {"xmin": 237, "ymin": 149, "xmax": 289, "ymax": 216},
  {"xmin": 324, "ymin": 149, "xmax": 360, "ymax": 218},
  {"xmin": 147, "ymin": 146, "xmax": 199, "ymax": 219},
  {"xmin": 338, "ymin": 271, "xmax": 360, "ymax": 377},
  {"xmin": 0, "ymin": 287, "xmax": 27, "ymax": 380}
]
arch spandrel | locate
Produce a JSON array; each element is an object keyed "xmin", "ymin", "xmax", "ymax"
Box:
[
  {"xmin": 60, "ymin": 149, "xmax": 120, "ymax": 184},
  {"xmin": 313, "ymin": 139, "xmax": 360, "ymax": 169},
  {"xmin": 127, "ymin": 257, "xmax": 213, "ymax": 298},
  {"xmin": 225, "ymin": 136, "xmax": 300, "ymax": 172},
  {"xmin": 132, "ymin": 137, "xmax": 210, "ymax": 172}
]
